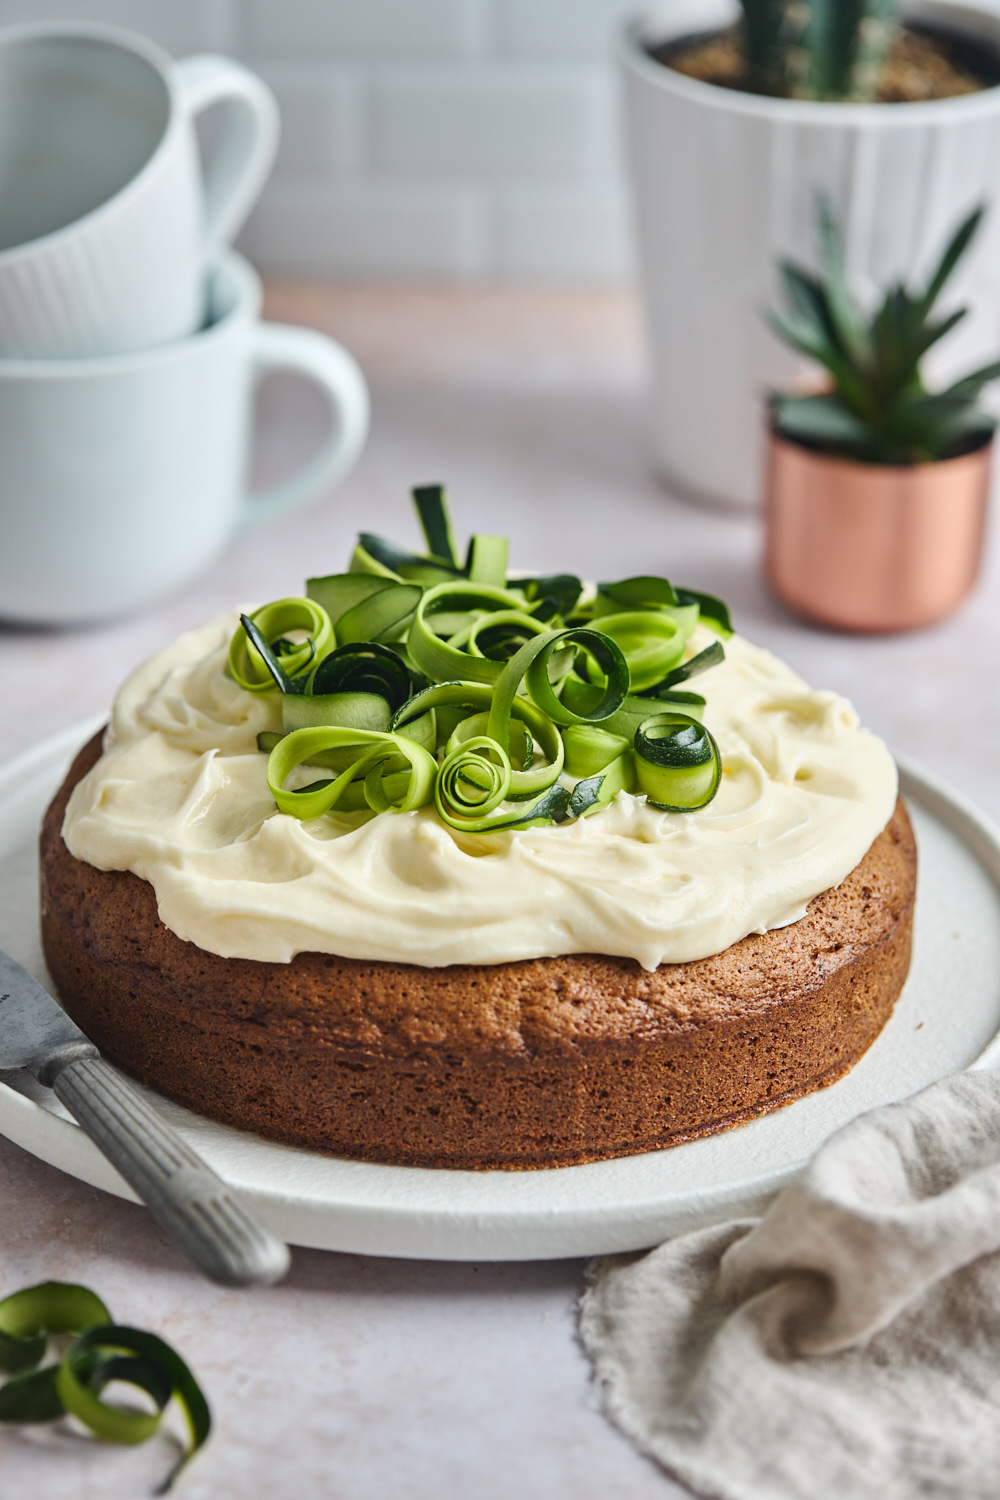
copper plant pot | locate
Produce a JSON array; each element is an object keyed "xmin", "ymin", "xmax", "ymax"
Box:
[{"xmin": 764, "ymin": 432, "xmax": 992, "ymax": 632}]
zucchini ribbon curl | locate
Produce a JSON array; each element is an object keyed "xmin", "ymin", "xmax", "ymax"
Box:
[{"xmin": 232, "ymin": 485, "xmax": 732, "ymax": 831}]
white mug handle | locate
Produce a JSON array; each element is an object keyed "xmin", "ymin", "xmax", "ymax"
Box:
[
  {"xmin": 238, "ymin": 324, "xmax": 371, "ymax": 533},
  {"xmin": 174, "ymin": 55, "xmax": 280, "ymax": 251}
]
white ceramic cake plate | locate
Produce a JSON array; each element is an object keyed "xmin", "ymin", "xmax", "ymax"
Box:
[{"xmin": 2, "ymin": 720, "xmax": 1000, "ymax": 1262}]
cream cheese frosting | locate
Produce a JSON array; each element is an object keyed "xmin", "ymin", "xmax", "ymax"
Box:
[{"xmin": 62, "ymin": 611, "xmax": 898, "ymax": 970}]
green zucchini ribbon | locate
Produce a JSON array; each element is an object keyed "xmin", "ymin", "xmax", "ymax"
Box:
[
  {"xmin": 633, "ymin": 710, "xmax": 723, "ymax": 812},
  {"xmin": 228, "ymin": 598, "xmax": 334, "ymax": 693},
  {"xmin": 0, "ymin": 1281, "xmax": 210, "ymax": 1492},
  {"xmin": 231, "ymin": 486, "xmax": 734, "ymax": 831},
  {"xmin": 267, "ymin": 726, "xmax": 437, "ymax": 819}
]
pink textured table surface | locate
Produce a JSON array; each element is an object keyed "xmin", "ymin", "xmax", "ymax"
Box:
[{"xmin": 2, "ymin": 283, "xmax": 998, "ymax": 1498}]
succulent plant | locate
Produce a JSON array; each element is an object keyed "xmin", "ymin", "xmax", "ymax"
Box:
[
  {"xmin": 768, "ymin": 200, "xmax": 1000, "ymax": 464},
  {"xmin": 739, "ymin": 0, "xmax": 897, "ymax": 100}
]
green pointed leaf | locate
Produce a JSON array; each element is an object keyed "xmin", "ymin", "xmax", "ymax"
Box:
[
  {"xmin": 870, "ymin": 284, "xmax": 926, "ymax": 393},
  {"xmin": 777, "ymin": 262, "xmax": 839, "ymax": 346},
  {"xmin": 910, "ymin": 307, "xmax": 967, "ymax": 363},
  {"xmin": 767, "ymin": 309, "xmax": 872, "ymax": 414},
  {"xmin": 766, "ymin": 308, "xmax": 836, "ymax": 364},
  {"xmin": 920, "ymin": 205, "xmax": 985, "ymax": 315},
  {"xmin": 884, "ymin": 390, "xmax": 995, "ymax": 459},
  {"xmin": 815, "ymin": 196, "xmax": 870, "ymax": 367},
  {"xmin": 931, "ymin": 413, "xmax": 996, "ymax": 456},
  {"xmin": 942, "ymin": 360, "xmax": 1000, "ymax": 400},
  {"xmin": 771, "ymin": 393, "xmax": 875, "ymax": 449}
]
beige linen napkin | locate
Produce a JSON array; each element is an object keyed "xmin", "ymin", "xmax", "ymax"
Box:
[{"xmin": 580, "ymin": 1072, "xmax": 1000, "ymax": 1500}]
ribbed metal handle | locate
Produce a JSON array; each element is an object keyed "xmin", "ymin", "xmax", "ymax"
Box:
[{"xmin": 50, "ymin": 1055, "xmax": 290, "ymax": 1287}]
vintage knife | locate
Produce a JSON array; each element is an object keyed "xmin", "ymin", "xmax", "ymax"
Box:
[{"xmin": 0, "ymin": 948, "xmax": 289, "ymax": 1287}]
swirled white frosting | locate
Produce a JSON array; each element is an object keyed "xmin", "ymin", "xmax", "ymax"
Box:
[{"xmin": 62, "ymin": 612, "xmax": 898, "ymax": 970}]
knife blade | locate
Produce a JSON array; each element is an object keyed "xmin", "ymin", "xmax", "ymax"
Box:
[
  {"xmin": 0, "ymin": 949, "xmax": 289, "ymax": 1288},
  {"xmin": 0, "ymin": 948, "xmax": 97, "ymax": 1076}
]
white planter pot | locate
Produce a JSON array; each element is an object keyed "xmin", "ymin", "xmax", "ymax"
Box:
[{"xmin": 621, "ymin": 0, "xmax": 1000, "ymax": 507}]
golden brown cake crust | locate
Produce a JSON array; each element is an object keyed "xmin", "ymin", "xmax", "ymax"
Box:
[{"xmin": 40, "ymin": 733, "xmax": 916, "ymax": 1169}]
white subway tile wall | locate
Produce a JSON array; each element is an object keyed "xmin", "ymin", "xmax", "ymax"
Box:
[{"xmin": 0, "ymin": 0, "xmax": 636, "ymax": 280}]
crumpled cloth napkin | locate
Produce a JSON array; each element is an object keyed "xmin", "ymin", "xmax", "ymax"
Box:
[{"xmin": 580, "ymin": 1072, "xmax": 1000, "ymax": 1500}]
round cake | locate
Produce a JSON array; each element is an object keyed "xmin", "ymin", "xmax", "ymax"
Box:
[
  {"xmin": 41, "ymin": 739, "xmax": 914, "ymax": 1171},
  {"xmin": 40, "ymin": 503, "xmax": 913, "ymax": 1170}
]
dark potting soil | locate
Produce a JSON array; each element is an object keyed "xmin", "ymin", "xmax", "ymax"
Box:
[{"xmin": 649, "ymin": 22, "xmax": 1000, "ymax": 102}]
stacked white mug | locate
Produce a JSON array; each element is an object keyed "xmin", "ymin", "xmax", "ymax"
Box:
[{"xmin": 0, "ymin": 22, "xmax": 370, "ymax": 624}]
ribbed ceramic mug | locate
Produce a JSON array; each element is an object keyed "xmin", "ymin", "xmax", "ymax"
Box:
[
  {"xmin": 0, "ymin": 22, "xmax": 278, "ymax": 358},
  {"xmin": 0, "ymin": 252, "xmax": 370, "ymax": 624}
]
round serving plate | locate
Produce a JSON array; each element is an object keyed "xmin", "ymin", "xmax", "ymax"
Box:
[{"xmin": 2, "ymin": 720, "xmax": 1000, "ymax": 1262}]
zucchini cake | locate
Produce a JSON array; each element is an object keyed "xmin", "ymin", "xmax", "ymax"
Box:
[{"xmin": 39, "ymin": 491, "xmax": 914, "ymax": 1169}]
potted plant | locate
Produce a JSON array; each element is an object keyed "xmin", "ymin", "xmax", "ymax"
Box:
[
  {"xmin": 764, "ymin": 200, "xmax": 998, "ymax": 631},
  {"xmin": 620, "ymin": 0, "xmax": 1000, "ymax": 508}
]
